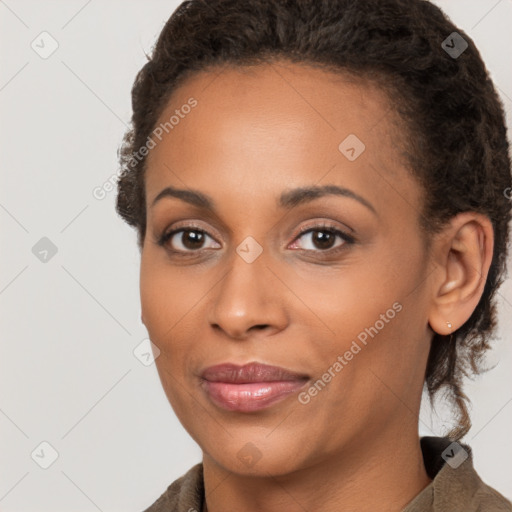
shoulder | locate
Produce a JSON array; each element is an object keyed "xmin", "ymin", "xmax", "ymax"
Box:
[
  {"xmin": 471, "ymin": 480, "xmax": 512, "ymax": 511},
  {"xmin": 142, "ymin": 463, "xmax": 204, "ymax": 512},
  {"xmin": 406, "ymin": 437, "xmax": 512, "ymax": 512}
]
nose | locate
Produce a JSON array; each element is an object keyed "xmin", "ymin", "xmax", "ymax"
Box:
[{"xmin": 207, "ymin": 249, "xmax": 289, "ymax": 340}]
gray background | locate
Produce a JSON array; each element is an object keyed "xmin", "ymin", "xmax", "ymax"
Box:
[{"xmin": 1, "ymin": 0, "xmax": 511, "ymax": 510}]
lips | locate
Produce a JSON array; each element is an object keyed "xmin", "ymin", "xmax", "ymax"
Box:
[
  {"xmin": 201, "ymin": 362, "xmax": 309, "ymax": 383},
  {"xmin": 200, "ymin": 362, "xmax": 309, "ymax": 412}
]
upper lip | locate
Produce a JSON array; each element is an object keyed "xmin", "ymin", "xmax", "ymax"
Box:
[{"xmin": 201, "ymin": 362, "xmax": 309, "ymax": 383}]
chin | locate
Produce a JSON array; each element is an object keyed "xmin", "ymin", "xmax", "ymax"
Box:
[{"xmin": 200, "ymin": 431, "xmax": 311, "ymax": 478}]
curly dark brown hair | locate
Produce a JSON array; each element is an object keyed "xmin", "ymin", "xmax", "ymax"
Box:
[{"xmin": 116, "ymin": 0, "xmax": 512, "ymax": 440}]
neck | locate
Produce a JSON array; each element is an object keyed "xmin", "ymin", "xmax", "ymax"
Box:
[{"xmin": 202, "ymin": 427, "xmax": 431, "ymax": 512}]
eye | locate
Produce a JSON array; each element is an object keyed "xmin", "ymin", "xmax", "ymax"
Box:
[
  {"xmin": 157, "ymin": 224, "xmax": 220, "ymax": 253},
  {"xmin": 289, "ymin": 223, "xmax": 354, "ymax": 252},
  {"xmin": 156, "ymin": 221, "xmax": 355, "ymax": 256}
]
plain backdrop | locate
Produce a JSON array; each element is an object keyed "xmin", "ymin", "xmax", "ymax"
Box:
[{"xmin": 1, "ymin": 0, "xmax": 511, "ymax": 510}]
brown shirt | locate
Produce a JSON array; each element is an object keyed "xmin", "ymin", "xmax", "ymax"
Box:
[{"xmin": 142, "ymin": 436, "xmax": 511, "ymax": 512}]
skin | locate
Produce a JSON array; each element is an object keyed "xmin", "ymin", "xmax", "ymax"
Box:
[{"xmin": 140, "ymin": 60, "xmax": 494, "ymax": 512}]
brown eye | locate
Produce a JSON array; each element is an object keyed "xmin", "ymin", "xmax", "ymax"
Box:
[
  {"xmin": 290, "ymin": 226, "xmax": 353, "ymax": 252},
  {"xmin": 159, "ymin": 227, "xmax": 221, "ymax": 253},
  {"xmin": 308, "ymin": 230, "xmax": 337, "ymax": 250},
  {"xmin": 177, "ymin": 230, "xmax": 206, "ymax": 250}
]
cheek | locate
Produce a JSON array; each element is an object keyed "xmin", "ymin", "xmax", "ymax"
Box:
[
  {"xmin": 301, "ymin": 251, "xmax": 427, "ymax": 398},
  {"xmin": 297, "ymin": 264, "xmax": 399, "ymax": 346},
  {"xmin": 140, "ymin": 253, "xmax": 197, "ymax": 340},
  {"xmin": 298, "ymin": 306, "xmax": 421, "ymax": 438},
  {"xmin": 140, "ymin": 258, "xmax": 194, "ymax": 408},
  {"xmin": 140, "ymin": 267, "xmax": 170, "ymax": 338},
  {"xmin": 139, "ymin": 252, "xmax": 215, "ymax": 391}
]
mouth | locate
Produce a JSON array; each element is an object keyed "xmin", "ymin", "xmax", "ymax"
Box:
[{"xmin": 200, "ymin": 362, "xmax": 310, "ymax": 412}]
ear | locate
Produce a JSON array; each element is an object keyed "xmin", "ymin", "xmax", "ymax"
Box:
[{"xmin": 428, "ymin": 212, "xmax": 494, "ymax": 336}]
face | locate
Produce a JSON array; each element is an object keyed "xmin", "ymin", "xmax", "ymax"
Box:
[{"xmin": 140, "ymin": 61, "xmax": 434, "ymax": 476}]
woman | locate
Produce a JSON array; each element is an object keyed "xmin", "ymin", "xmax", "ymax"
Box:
[{"xmin": 116, "ymin": 0, "xmax": 512, "ymax": 510}]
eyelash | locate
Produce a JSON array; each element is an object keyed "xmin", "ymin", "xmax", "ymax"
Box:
[{"xmin": 156, "ymin": 221, "xmax": 355, "ymax": 257}]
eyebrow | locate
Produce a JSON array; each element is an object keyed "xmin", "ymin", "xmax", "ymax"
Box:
[{"xmin": 151, "ymin": 184, "xmax": 377, "ymax": 215}]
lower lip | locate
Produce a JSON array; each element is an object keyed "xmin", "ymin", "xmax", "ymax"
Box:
[{"xmin": 202, "ymin": 380, "xmax": 308, "ymax": 412}]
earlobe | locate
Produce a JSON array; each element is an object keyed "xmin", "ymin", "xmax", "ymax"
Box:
[{"xmin": 427, "ymin": 212, "xmax": 494, "ymax": 336}]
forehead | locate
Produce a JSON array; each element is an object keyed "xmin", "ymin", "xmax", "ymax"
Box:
[{"xmin": 144, "ymin": 60, "xmax": 420, "ymax": 218}]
